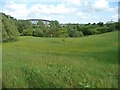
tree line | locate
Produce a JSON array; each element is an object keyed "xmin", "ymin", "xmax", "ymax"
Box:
[{"xmin": 1, "ymin": 13, "xmax": 120, "ymax": 42}]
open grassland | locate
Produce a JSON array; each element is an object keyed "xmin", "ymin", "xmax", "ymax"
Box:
[{"xmin": 2, "ymin": 31, "xmax": 118, "ymax": 88}]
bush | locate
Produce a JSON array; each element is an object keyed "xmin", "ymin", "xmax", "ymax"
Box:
[
  {"xmin": 2, "ymin": 24, "xmax": 9, "ymax": 42},
  {"xmin": 33, "ymin": 28, "xmax": 44, "ymax": 37},
  {"xmin": 91, "ymin": 26, "xmax": 114, "ymax": 34},
  {"xmin": 81, "ymin": 28, "xmax": 92, "ymax": 35},
  {"xmin": 99, "ymin": 26, "xmax": 112, "ymax": 33},
  {"xmin": 16, "ymin": 20, "xmax": 33, "ymax": 34},
  {"xmin": 57, "ymin": 27, "xmax": 69, "ymax": 38},
  {"xmin": 68, "ymin": 29, "xmax": 84, "ymax": 37},
  {"xmin": 115, "ymin": 22, "xmax": 120, "ymax": 31},
  {"xmin": 21, "ymin": 29, "xmax": 33, "ymax": 36},
  {"xmin": 1, "ymin": 13, "xmax": 19, "ymax": 42},
  {"xmin": 77, "ymin": 31, "xmax": 84, "ymax": 37}
]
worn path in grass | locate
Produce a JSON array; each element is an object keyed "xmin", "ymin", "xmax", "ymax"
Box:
[{"xmin": 2, "ymin": 31, "xmax": 118, "ymax": 88}]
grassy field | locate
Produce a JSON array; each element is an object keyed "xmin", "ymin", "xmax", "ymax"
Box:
[{"xmin": 2, "ymin": 31, "xmax": 118, "ymax": 88}]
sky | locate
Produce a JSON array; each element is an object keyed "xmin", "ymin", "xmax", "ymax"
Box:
[{"xmin": 0, "ymin": 0, "xmax": 119, "ymax": 24}]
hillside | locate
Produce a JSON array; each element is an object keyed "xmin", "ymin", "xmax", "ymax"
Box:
[{"xmin": 2, "ymin": 31, "xmax": 118, "ymax": 88}]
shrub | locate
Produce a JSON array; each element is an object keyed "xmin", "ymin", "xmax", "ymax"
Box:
[
  {"xmin": 57, "ymin": 27, "xmax": 69, "ymax": 38},
  {"xmin": 78, "ymin": 31, "xmax": 84, "ymax": 37},
  {"xmin": 33, "ymin": 28, "xmax": 44, "ymax": 37},
  {"xmin": 1, "ymin": 13, "xmax": 19, "ymax": 42},
  {"xmin": 21, "ymin": 29, "xmax": 33, "ymax": 36},
  {"xmin": 68, "ymin": 29, "xmax": 84, "ymax": 37}
]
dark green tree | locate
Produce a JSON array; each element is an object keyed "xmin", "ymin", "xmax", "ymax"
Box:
[
  {"xmin": 33, "ymin": 28, "xmax": 44, "ymax": 37},
  {"xmin": 48, "ymin": 20, "xmax": 60, "ymax": 37},
  {"xmin": 17, "ymin": 20, "xmax": 33, "ymax": 35},
  {"xmin": 58, "ymin": 26, "xmax": 69, "ymax": 37},
  {"xmin": 21, "ymin": 29, "xmax": 33, "ymax": 36},
  {"xmin": 97, "ymin": 22, "xmax": 104, "ymax": 27},
  {"xmin": 1, "ymin": 13, "xmax": 19, "ymax": 42}
]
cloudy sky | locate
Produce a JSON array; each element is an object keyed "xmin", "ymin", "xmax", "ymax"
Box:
[{"xmin": 0, "ymin": 0, "xmax": 119, "ymax": 24}]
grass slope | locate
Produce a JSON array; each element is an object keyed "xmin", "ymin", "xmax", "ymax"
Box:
[{"xmin": 2, "ymin": 31, "xmax": 118, "ymax": 88}]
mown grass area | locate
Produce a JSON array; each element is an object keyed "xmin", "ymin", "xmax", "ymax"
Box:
[{"xmin": 2, "ymin": 31, "xmax": 118, "ymax": 88}]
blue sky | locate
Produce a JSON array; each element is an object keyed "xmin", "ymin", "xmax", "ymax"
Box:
[{"xmin": 0, "ymin": 0, "xmax": 119, "ymax": 24}]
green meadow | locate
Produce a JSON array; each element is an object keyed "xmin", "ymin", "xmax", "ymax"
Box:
[{"xmin": 2, "ymin": 31, "xmax": 118, "ymax": 88}]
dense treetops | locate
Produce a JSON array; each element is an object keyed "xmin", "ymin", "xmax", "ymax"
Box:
[
  {"xmin": 1, "ymin": 13, "xmax": 120, "ymax": 42},
  {"xmin": 1, "ymin": 13, "xmax": 19, "ymax": 42}
]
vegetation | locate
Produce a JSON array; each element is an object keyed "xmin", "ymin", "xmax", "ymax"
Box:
[
  {"xmin": 1, "ymin": 13, "xmax": 119, "ymax": 88},
  {"xmin": 16, "ymin": 20, "xmax": 33, "ymax": 36},
  {"xmin": 1, "ymin": 13, "xmax": 120, "ymax": 42},
  {"xmin": 2, "ymin": 31, "xmax": 118, "ymax": 88},
  {"xmin": 1, "ymin": 13, "xmax": 19, "ymax": 42}
]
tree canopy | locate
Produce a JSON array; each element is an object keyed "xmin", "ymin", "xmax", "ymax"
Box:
[
  {"xmin": 1, "ymin": 13, "xmax": 19, "ymax": 42},
  {"xmin": 1, "ymin": 13, "xmax": 120, "ymax": 42}
]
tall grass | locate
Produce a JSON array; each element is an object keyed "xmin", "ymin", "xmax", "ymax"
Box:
[{"xmin": 2, "ymin": 31, "xmax": 118, "ymax": 88}]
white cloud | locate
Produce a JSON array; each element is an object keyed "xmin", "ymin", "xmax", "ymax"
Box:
[
  {"xmin": 110, "ymin": 7, "xmax": 118, "ymax": 12},
  {"xmin": 92, "ymin": 0, "xmax": 117, "ymax": 12},
  {"xmin": 29, "ymin": 3, "xmax": 77, "ymax": 15},
  {"xmin": 64, "ymin": 0, "xmax": 81, "ymax": 5},
  {"xmin": 93, "ymin": 16, "xmax": 99, "ymax": 19},
  {"xmin": 92, "ymin": 0, "xmax": 109, "ymax": 11},
  {"xmin": 77, "ymin": 12, "xmax": 87, "ymax": 19},
  {"xmin": 1, "ymin": 0, "xmax": 118, "ymax": 23},
  {"xmin": 3, "ymin": 1, "xmax": 28, "ymax": 19},
  {"xmin": 2, "ymin": 1, "xmax": 77, "ymax": 19},
  {"xmin": 111, "ymin": 14, "xmax": 118, "ymax": 21},
  {"xmin": 78, "ymin": 11, "xmax": 99, "ymax": 20},
  {"xmin": 2, "ymin": 0, "xmax": 119, "ymax": 3}
]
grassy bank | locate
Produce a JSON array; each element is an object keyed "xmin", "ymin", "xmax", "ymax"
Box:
[{"xmin": 2, "ymin": 31, "xmax": 118, "ymax": 88}]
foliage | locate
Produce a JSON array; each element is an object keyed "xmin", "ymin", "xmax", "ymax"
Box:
[
  {"xmin": 97, "ymin": 22, "xmax": 104, "ymax": 27},
  {"xmin": 114, "ymin": 22, "xmax": 120, "ymax": 31},
  {"xmin": 2, "ymin": 24, "xmax": 9, "ymax": 42},
  {"xmin": 33, "ymin": 28, "xmax": 44, "ymax": 37},
  {"xmin": 1, "ymin": 13, "xmax": 19, "ymax": 42},
  {"xmin": 16, "ymin": 20, "xmax": 33, "ymax": 35},
  {"xmin": 78, "ymin": 26, "xmax": 93, "ymax": 35},
  {"xmin": 21, "ymin": 29, "xmax": 33, "ymax": 36},
  {"xmin": 57, "ymin": 26, "xmax": 69, "ymax": 37},
  {"xmin": 32, "ymin": 20, "xmax": 119, "ymax": 38},
  {"xmin": 1, "ymin": 13, "xmax": 120, "ymax": 40},
  {"xmin": 49, "ymin": 20, "xmax": 60, "ymax": 37}
]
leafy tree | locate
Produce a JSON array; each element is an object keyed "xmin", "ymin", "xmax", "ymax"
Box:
[
  {"xmin": 21, "ymin": 29, "xmax": 33, "ymax": 36},
  {"xmin": 85, "ymin": 22, "xmax": 91, "ymax": 26},
  {"xmin": 78, "ymin": 26, "xmax": 93, "ymax": 35},
  {"xmin": 16, "ymin": 20, "xmax": 33, "ymax": 34},
  {"xmin": 77, "ymin": 31, "xmax": 84, "ymax": 37},
  {"xmin": 57, "ymin": 26, "xmax": 69, "ymax": 37},
  {"xmin": 48, "ymin": 20, "xmax": 60, "ymax": 37},
  {"xmin": 68, "ymin": 28, "xmax": 83, "ymax": 37},
  {"xmin": 115, "ymin": 22, "xmax": 120, "ymax": 30},
  {"xmin": 92, "ymin": 26, "xmax": 114, "ymax": 34},
  {"xmin": 97, "ymin": 22, "xmax": 104, "ymax": 27},
  {"xmin": 42, "ymin": 25, "xmax": 50, "ymax": 37},
  {"xmin": 1, "ymin": 13, "xmax": 19, "ymax": 42},
  {"xmin": 92, "ymin": 23, "xmax": 96, "ymax": 25},
  {"xmin": 37, "ymin": 20, "xmax": 46, "ymax": 28},
  {"xmin": 2, "ymin": 24, "xmax": 9, "ymax": 42},
  {"xmin": 33, "ymin": 28, "xmax": 44, "ymax": 37}
]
